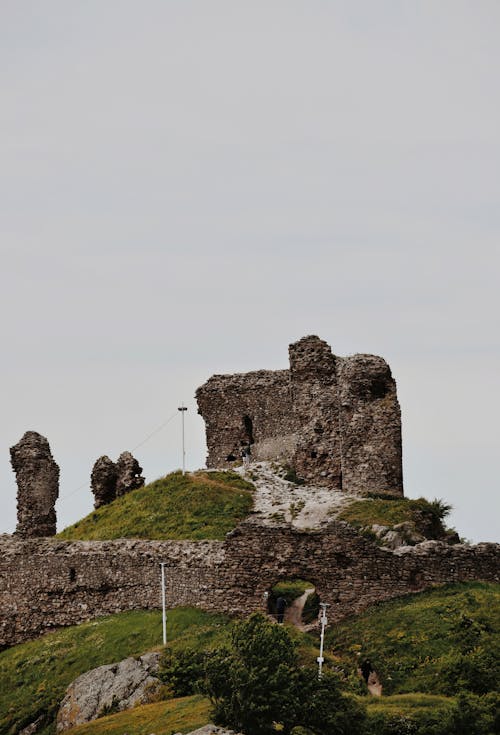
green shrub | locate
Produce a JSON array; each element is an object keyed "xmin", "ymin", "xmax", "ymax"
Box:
[{"xmin": 205, "ymin": 613, "xmax": 367, "ymax": 735}]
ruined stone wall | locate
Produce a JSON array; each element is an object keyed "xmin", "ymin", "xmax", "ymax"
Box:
[
  {"xmin": 196, "ymin": 370, "xmax": 299, "ymax": 467},
  {"xmin": 197, "ymin": 336, "xmax": 403, "ymax": 495},
  {"xmin": 1, "ymin": 525, "xmax": 498, "ymax": 648},
  {"xmin": 338, "ymin": 355, "xmax": 403, "ymax": 495}
]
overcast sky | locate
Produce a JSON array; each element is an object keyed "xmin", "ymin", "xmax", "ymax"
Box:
[{"xmin": 1, "ymin": 1, "xmax": 499, "ymax": 542}]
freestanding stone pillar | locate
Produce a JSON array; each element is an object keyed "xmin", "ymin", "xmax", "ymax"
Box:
[
  {"xmin": 115, "ymin": 451, "xmax": 145, "ymax": 497},
  {"xmin": 10, "ymin": 431, "xmax": 60, "ymax": 537},
  {"xmin": 91, "ymin": 456, "xmax": 118, "ymax": 509}
]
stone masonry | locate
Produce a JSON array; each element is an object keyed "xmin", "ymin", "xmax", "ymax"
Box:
[
  {"xmin": 0, "ymin": 523, "xmax": 498, "ymax": 648},
  {"xmin": 91, "ymin": 452, "xmax": 144, "ymax": 509},
  {"xmin": 196, "ymin": 336, "xmax": 403, "ymax": 495},
  {"xmin": 10, "ymin": 431, "xmax": 60, "ymax": 538}
]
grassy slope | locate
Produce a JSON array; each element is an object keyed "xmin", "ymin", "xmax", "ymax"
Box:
[
  {"xmin": 57, "ymin": 470, "xmax": 254, "ymax": 541},
  {"xmin": 68, "ymin": 695, "xmax": 211, "ymax": 735},
  {"xmin": 329, "ymin": 582, "xmax": 500, "ymax": 695},
  {"xmin": 0, "ymin": 608, "xmax": 230, "ymax": 735},
  {"xmin": 337, "ymin": 495, "xmax": 454, "ymax": 542},
  {"xmin": 3, "ymin": 584, "xmax": 498, "ymax": 735}
]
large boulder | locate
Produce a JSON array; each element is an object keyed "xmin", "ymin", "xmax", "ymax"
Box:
[{"xmin": 56, "ymin": 652, "xmax": 162, "ymax": 732}]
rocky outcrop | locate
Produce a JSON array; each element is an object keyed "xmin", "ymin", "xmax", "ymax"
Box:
[
  {"xmin": 116, "ymin": 451, "xmax": 145, "ymax": 497},
  {"xmin": 91, "ymin": 456, "xmax": 118, "ymax": 509},
  {"xmin": 10, "ymin": 431, "xmax": 59, "ymax": 537},
  {"xmin": 56, "ymin": 652, "xmax": 162, "ymax": 731}
]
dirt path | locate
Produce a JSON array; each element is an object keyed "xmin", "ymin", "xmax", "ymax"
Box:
[{"xmin": 285, "ymin": 588, "xmax": 315, "ymax": 629}]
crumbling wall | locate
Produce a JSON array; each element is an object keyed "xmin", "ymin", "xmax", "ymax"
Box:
[
  {"xmin": 10, "ymin": 431, "xmax": 60, "ymax": 538},
  {"xmin": 91, "ymin": 452, "xmax": 144, "ymax": 509},
  {"xmin": 115, "ymin": 452, "xmax": 145, "ymax": 497},
  {"xmin": 338, "ymin": 354, "xmax": 403, "ymax": 495},
  {"xmin": 289, "ymin": 336, "xmax": 343, "ymax": 487},
  {"xmin": 1, "ymin": 524, "xmax": 498, "ymax": 648},
  {"xmin": 91, "ymin": 456, "xmax": 118, "ymax": 509},
  {"xmin": 196, "ymin": 370, "xmax": 299, "ymax": 467},
  {"xmin": 197, "ymin": 336, "xmax": 403, "ymax": 495}
]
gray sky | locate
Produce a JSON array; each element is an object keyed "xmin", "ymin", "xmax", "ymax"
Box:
[{"xmin": 1, "ymin": 1, "xmax": 499, "ymax": 542}]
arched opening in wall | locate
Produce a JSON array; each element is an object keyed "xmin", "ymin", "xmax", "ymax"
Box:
[
  {"xmin": 69, "ymin": 567, "xmax": 76, "ymax": 583},
  {"xmin": 242, "ymin": 415, "xmax": 254, "ymax": 446},
  {"xmin": 267, "ymin": 578, "xmax": 319, "ymax": 626}
]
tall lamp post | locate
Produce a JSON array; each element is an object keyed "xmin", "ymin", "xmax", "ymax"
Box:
[
  {"xmin": 317, "ymin": 602, "xmax": 330, "ymax": 679},
  {"xmin": 178, "ymin": 404, "xmax": 187, "ymax": 475},
  {"xmin": 160, "ymin": 562, "xmax": 167, "ymax": 645}
]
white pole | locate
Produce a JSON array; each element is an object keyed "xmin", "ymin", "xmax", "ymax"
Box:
[
  {"xmin": 160, "ymin": 563, "xmax": 167, "ymax": 645},
  {"xmin": 178, "ymin": 404, "xmax": 187, "ymax": 475},
  {"xmin": 317, "ymin": 603, "xmax": 329, "ymax": 679}
]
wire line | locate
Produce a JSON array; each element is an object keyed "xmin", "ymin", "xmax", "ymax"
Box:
[{"xmin": 58, "ymin": 410, "xmax": 179, "ymax": 504}]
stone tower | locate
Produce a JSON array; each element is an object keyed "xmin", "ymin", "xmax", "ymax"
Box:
[
  {"xmin": 10, "ymin": 431, "xmax": 60, "ymax": 537},
  {"xmin": 196, "ymin": 335, "xmax": 403, "ymax": 496}
]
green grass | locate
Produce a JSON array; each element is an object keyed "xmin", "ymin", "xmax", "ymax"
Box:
[
  {"xmin": 3, "ymin": 584, "xmax": 498, "ymax": 735},
  {"xmin": 364, "ymin": 693, "xmax": 454, "ymax": 716},
  {"xmin": 68, "ymin": 695, "xmax": 211, "ymax": 735},
  {"xmin": 57, "ymin": 470, "xmax": 254, "ymax": 541},
  {"xmin": 329, "ymin": 582, "xmax": 500, "ymax": 695},
  {"xmin": 338, "ymin": 496, "xmax": 452, "ymax": 541},
  {"xmin": 0, "ymin": 607, "xmax": 231, "ymax": 735}
]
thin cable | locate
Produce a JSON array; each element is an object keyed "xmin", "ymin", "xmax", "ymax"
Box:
[{"xmin": 58, "ymin": 410, "xmax": 179, "ymax": 504}]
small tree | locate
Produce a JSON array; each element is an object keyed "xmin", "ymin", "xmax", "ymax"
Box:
[{"xmin": 204, "ymin": 613, "xmax": 366, "ymax": 735}]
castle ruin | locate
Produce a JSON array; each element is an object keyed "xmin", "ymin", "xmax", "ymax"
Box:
[
  {"xmin": 10, "ymin": 431, "xmax": 60, "ymax": 538},
  {"xmin": 196, "ymin": 335, "xmax": 403, "ymax": 496}
]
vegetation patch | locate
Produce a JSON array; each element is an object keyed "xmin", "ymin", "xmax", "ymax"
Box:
[
  {"xmin": 329, "ymin": 582, "xmax": 500, "ymax": 696},
  {"xmin": 68, "ymin": 694, "xmax": 211, "ymax": 735},
  {"xmin": 57, "ymin": 470, "xmax": 254, "ymax": 541},
  {"xmin": 0, "ymin": 607, "xmax": 230, "ymax": 735},
  {"xmin": 338, "ymin": 496, "xmax": 456, "ymax": 544}
]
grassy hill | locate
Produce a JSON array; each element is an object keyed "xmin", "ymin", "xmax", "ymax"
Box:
[
  {"xmin": 57, "ymin": 470, "xmax": 254, "ymax": 541},
  {"xmin": 0, "ymin": 607, "xmax": 230, "ymax": 735},
  {"xmin": 330, "ymin": 582, "xmax": 500, "ymax": 696},
  {"xmin": 2, "ymin": 583, "xmax": 498, "ymax": 735}
]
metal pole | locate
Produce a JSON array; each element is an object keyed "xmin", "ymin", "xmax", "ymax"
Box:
[
  {"xmin": 178, "ymin": 404, "xmax": 187, "ymax": 475},
  {"xmin": 160, "ymin": 563, "xmax": 167, "ymax": 645},
  {"xmin": 317, "ymin": 603, "xmax": 329, "ymax": 679}
]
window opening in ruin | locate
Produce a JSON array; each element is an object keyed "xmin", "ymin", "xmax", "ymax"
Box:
[
  {"xmin": 310, "ymin": 450, "xmax": 318, "ymax": 459},
  {"xmin": 267, "ymin": 579, "xmax": 319, "ymax": 625},
  {"xmin": 242, "ymin": 415, "xmax": 254, "ymax": 445},
  {"xmin": 69, "ymin": 567, "xmax": 76, "ymax": 583}
]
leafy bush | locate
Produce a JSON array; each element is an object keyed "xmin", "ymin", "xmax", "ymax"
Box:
[
  {"xmin": 159, "ymin": 647, "xmax": 208, "ymax": 696},
  {"xmin": 204, "ymin": 613, "xmax": 367, "ymax": 735}
]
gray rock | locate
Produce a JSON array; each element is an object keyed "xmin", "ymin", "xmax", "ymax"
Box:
[{"xmin": 56, "ymin": 652, "xmax": 162, "ymax": 732}]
